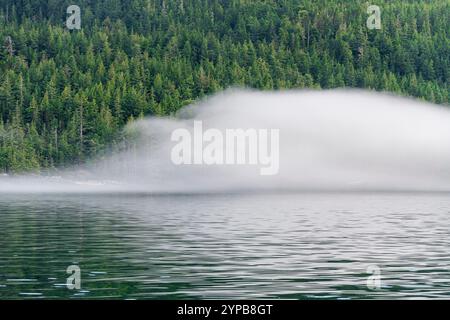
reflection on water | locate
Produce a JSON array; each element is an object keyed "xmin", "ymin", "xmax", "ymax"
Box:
[{"xmin": 0, "ymin": 192, "xmax": 450, "ymax": 299}]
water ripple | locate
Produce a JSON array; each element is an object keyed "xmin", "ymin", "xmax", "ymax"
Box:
[{"xmin": 1, "ymin": 192, "xmax": 450, "ymax": 299}]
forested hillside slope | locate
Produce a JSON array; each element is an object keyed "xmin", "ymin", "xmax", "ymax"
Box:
[{"xmin": 0, "ymin": 0, "xmax": 449, "ymax": 172}]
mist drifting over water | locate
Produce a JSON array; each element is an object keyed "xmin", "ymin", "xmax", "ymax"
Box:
[{"xmin": 2, "ymin": 89, "xmax": 450, "ymax": 193}]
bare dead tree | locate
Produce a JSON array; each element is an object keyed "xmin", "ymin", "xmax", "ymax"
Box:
[{"xmin": 4, "ymin": 36, "xmax": 14, "ymax": 56}]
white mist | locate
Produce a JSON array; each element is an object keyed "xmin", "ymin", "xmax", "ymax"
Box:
[{"xmin": 1, "ymin": 89, "xmax": 450, "ymax": 193}]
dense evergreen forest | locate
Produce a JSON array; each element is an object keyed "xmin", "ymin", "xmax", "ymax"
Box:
[{"xmin": 0, "ymin": 0, "xmax": 449, "ymax": 173}]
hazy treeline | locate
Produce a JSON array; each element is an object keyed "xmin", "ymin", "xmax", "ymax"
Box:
[{"xmin": 0, "ymin": 0, "xmax": 448, "ymax": 172}]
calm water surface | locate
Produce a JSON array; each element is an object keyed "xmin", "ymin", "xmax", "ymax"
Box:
[{"xmin": 1, "ymin": 192, "xmax": 450, "ymax": 299}]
